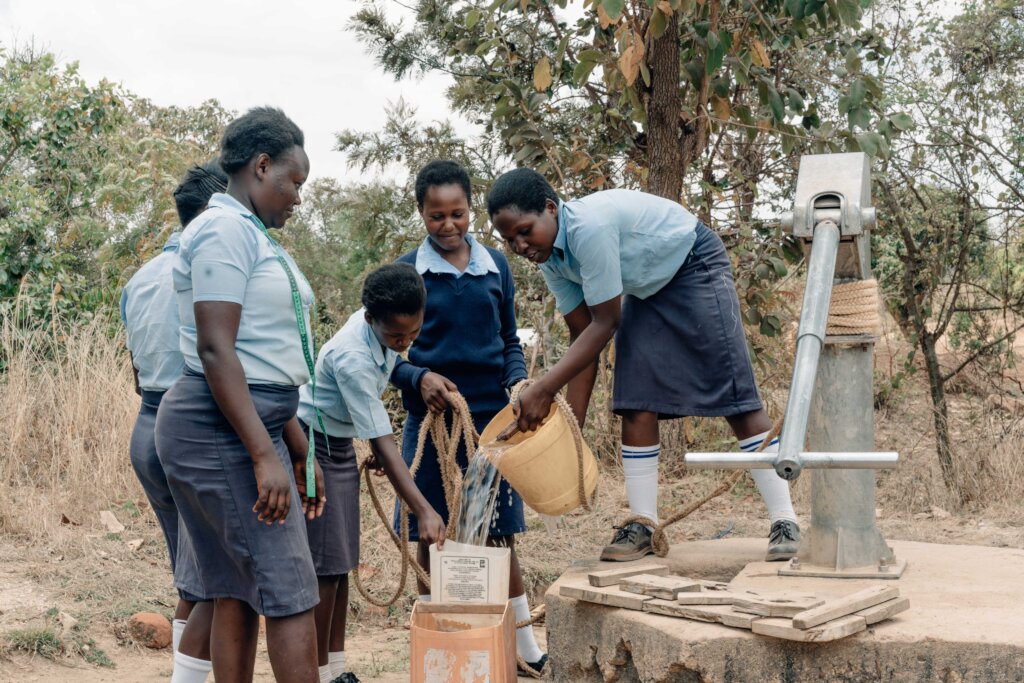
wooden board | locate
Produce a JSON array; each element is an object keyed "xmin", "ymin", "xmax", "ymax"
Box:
[
  {"xmin": 855, "ymin": 596, "xmax": 910, "ymax": 625},
  {"xmin": 792, "ymin": 585, "xmax": 899, "ymax": 629},
  {"xmin": 733, "ymin": 594, "xmax": 825, "ymax": 618},
  {"xmin": 587, "ymin": 564, "xmax": 669, "ymax": 587},
  {"xmin": 643, "ymin": 599, "xmax": 757, "ymax": 629},
  {"xmin": 752, "ymin": 614, "xmax": 866, "ymax": 642},
  {"xmin": 676, "ymin": 589, "xmax": 758, "ymax": 606},
  {"xmin": 620, "ymin": 574, "xmax": 702, "ymax": 600},
  {"xmin": 560, "ymin": 584, "xmax": 651, "ymax": 610}
]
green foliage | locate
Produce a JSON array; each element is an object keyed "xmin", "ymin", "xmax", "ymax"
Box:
[{"xmin": 0, "ymin": 46, "xmax": 230, "ymax": 321}]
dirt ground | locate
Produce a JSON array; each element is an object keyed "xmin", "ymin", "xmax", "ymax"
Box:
[{"xmin": 1, "ymin": 497, "xmax": 1020, "ymax": 682}]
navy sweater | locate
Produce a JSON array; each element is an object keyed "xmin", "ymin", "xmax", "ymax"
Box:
[{"xmin": 390, "ymin": 245, "xmax": 528, "ymax": 418}]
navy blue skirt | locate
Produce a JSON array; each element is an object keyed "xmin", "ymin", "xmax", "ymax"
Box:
[
  {"xmin": 154, "ymin": 370, "xmax": 319, "ymax": 617},
  {"xmin": 299, "ymin": 422, "xmax": 360, "ymax": 577},
  {"xmin": 393, "ymin": 410, "xmax": 526, "ymax": 541},
  {"xmin": 613, "ymin": 222, "xmax": 764, "ymax": 419},
  {"xmin": 129, "ymin": 389, "xmax": 202, "ymax": 603}
]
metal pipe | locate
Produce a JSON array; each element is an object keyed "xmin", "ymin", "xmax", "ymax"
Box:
[
  {"xmin": 774, "ymin": 220, "xmax": 841, "ymax": 480},
  {"xmin": 684, "ymin": 452, "xmax": 899, "ymax": 469}
]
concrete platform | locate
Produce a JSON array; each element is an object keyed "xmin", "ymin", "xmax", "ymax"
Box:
[{"xmin": 545, "ymin": 539, "xmax": 1024, "ymax": 682}]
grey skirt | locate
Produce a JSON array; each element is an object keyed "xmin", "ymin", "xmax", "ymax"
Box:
[
  {"xmin": 129, "ymin": 389, "xmax": 202, "ymax": 603},
  {"xmin": 298, "ymin": 422, "xmax": 360, "ymax": 577},
  {"xmin": 154, "ymin": 370, "xmax": 319, "ymax": 617},
  {"xmin": 613, "ymin": 222, "xmax": 764, "ymax": 419}
]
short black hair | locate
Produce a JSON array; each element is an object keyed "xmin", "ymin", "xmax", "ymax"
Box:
[
  {"xmin": 173, "ymin": 161, "xmax": 228, "ymax": 226},
  {"xmin": 219, "ymin": 107, "xmax": 304, "ymax": 174},
  {"xmin": 486, "ymin": 167, "xmax": 559, "ymax": 217},
  {"xmin": 415, "ymin": 160, "xmax": 472, "ymax": 209},
  {"xmin": 362, "ymin": 263, "xmax": 426, "ymax": 321}
]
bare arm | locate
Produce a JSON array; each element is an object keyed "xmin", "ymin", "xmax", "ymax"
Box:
[
  {"xmin": 515, "ymin": 296, "xmax": 621, "ymax": 432},
  {"xmin": 369, "ymin": 434, "xmax": 446, "ymax": 547},
  {"xmin": 195, "ymin": 300, "xmax": 293, "ymax": 525},
  {"xmin": 129, "ymin": 352, "xmax": 141, "ymax": 396}
]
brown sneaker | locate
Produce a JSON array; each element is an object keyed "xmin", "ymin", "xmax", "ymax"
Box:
[{"xmin": 599, "ymin": 522, "xmax": 655, "ymax": 562}]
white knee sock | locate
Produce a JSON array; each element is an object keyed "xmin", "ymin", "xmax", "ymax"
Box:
[
  {"xmin": 510, "ymin": 594, "xmax": 544, "ymax": 662},
  {"xmin": 172, "ymin": 618, "xmax": 187, "ymax": 654},
  {"xmin": 319, "ymin": 664, "xmax": 333, "ymax": 683},
  {"xmin": 329, "ymin": 650, "xmax": 346, "ymax": 677},
  {"xmin": 739, "ymin": 431, "xmax": 798, "ymax": 525},
  {"xmin": 171, "ymin": 651, "xmax": 212, "ymax": 683},
  {"xmin": 622, "ymin": 444, "xmax": 660, "ymax": 526}
]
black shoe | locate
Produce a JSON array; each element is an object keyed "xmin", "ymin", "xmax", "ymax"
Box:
[
  {"xmin": 599, "ymin": 522, "xmax": 655, "ymax": 562},
  {"xmin": 330, "ymin": 673, "xmax": 361, "ymax": 683},
  {"xmin": 518, "ymin": 653, "xmax": 548, "ymax": 676},
  {"xmin": 766, "ymin": 520, "xmax": 800, "ymax": 561}
]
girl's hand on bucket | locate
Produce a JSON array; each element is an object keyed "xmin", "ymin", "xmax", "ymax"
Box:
[
  {"xmin": 418, "ymin": 510, "xmax": 446, "ymax": 549},
  {"xmin": 515, "ymin": 383, "xmax": 554, "ymax": 433},
  {"xmin": 420, "ymin": 372, "xmax": 458, "ymax": 413}
]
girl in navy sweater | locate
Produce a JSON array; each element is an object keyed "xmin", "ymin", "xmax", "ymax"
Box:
[{"xmin": 390, "ymin": 161, "xmax": 545, "ymax": 675}]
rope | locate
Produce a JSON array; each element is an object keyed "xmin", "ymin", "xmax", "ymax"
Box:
[
  {"xmin": 351, "ymin": 395, "xmax": 478, "ymax": 607},
  {"xmin": 507, "ymin": 379, "xmax": 595, "ymax": 512},
  {"xmin": 616, "ymin": 418, "xmax": 784, "ymax": 557},
  {"xmin": 827, "ymin": 279, "xmax": 881, "ymax": 336}
]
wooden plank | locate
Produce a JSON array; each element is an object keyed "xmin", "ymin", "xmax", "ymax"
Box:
[
  {"xmin": 643, "ymin": 600, "xmax": 757, "ymax": 629},
  {"xmin": 752, "ymin": 614, "xmax": 866, "ymax": 642},
  {"xmin": 587, "ymin": 564, "xmax": 669, "ymax": 587},
  {"xmin": 676, "ymin": 589, "xmax": 759, "ymax": 606},
  {"xmin": 620, "ymin": 574, "xmax": 702, "ymax": 600},
  {"xmin": 733, "ymin": 594, "xmax": 825, "ymax": 617},
  {"xmin": 560, "ymin": 584, "xmax": 652, "ymax": 610},
  {"xmin": 855, "ymin": 596, "xmax": 910, "ymax": 625},
  {"xmin": 792, "ymin": 585, "xmax": 899, "ymax": 629}
]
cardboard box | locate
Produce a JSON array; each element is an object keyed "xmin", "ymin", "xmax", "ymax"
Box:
[{"xmin": 409, "ymin": 602, "xmax": 516, "ymax": 683}]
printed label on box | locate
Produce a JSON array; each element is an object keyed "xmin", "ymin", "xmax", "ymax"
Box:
[{"xmin": 438, "ymin": 555, "xmax": 490, "ymax": 603}]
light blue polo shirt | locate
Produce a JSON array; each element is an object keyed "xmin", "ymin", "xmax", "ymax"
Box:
[
  {"xmin": 297, "ymin": 309, "xmax": 397, "ymax": 439},
  {"xmin": 415, "ymin": 233, "xmax": 498, "ymax": 277},
  {"xmin": 120, "ymin": 233, "xmax": 185, "ymax": 391},
  {"xmin": 172, "ymin": 193, "xmax": 314, "ymax": 386},
  {"xmin": 538, "ymin": 189, "xmax": 699, "ymax": 314}
]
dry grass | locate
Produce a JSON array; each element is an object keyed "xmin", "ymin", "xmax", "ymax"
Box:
[{"xmin": 0, "ymin": 306, "xmax": 141, "ymax": 551}]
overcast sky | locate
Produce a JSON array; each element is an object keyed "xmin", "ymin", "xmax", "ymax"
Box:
[{"xmin": 0, "ymin": 0, "xmax": 469, "ymax": 183}]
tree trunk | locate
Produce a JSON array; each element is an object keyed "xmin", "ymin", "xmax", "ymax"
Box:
[
  {"xmin": 920, "ymin": 330, "xmax": 969, "ymax": 507},
  {"xmin": 644, "ymin": 12, "xmax": 683, "ymax": 201}
]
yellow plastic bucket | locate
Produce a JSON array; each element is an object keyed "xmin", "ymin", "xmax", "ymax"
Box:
[{"xmin": 479, "ymin": 403, "xmax": 598, "ymax": 516}]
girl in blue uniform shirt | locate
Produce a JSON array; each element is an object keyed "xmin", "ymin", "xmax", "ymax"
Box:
[
  {"xmin": 390, "ymin": 161, "xmax": 546, "ymax": 675},
  {"xmin": 487, "ymin": 168, "xmax": 800, "ymax": 565},
  {"xmin": 295, "ymin": 263, "xmax": 446, "ymax": 683},
  {"xmin": 121, "ymin": 161, "xmax": 225, "ymax": 683},
  {"xmin": 156, "ymin": 108, "xmax": 325, "ymax": 683}
]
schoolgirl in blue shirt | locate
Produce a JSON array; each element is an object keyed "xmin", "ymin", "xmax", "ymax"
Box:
[
  {"xmin": 121, "ymin": 161, "xmax": 225, "ymax": 682},
  {"xmin": 295, "ymin": 264, "xmax": 445, "ymax": 683},
  {"xmin": 488, "ymin": 168, "xmax": 800, "ymax": 565},
  {"xmin": 389, "ymin": 161, "xmax": 546, "ymax": 675},
  {"xmin": 155, "ymin": 108, "xmax": 324, "ymax": 683}
]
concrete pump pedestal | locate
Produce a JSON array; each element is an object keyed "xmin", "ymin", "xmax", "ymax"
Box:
[{"xmin": 545, "ymin": 539, "xmax": 1024, "ymax": 683}]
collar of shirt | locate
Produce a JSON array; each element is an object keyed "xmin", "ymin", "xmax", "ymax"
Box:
[
  {"xmin": 414, "ymin": 234, "xmax": 498, "ymax": 278},
  {"xmin": 553, "ymin": 200, "xmax": 570, "ymax": 258},
  {"xmin": 163, "ymin": 232, "xmax": 181, "ymax": 252},
  {"xmin": 358, "ymin": 309, "xmax": 395, "ymax": 370},
  {"xmin": 206, "ymin": 192, "xmax": 256, "ymax": 220}
]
